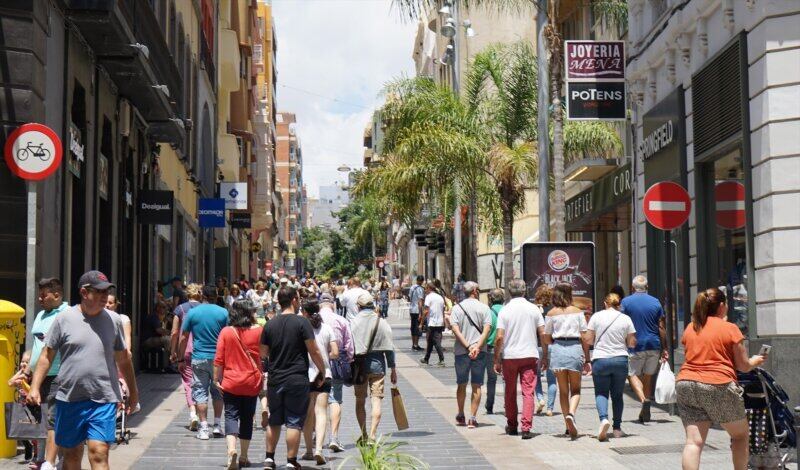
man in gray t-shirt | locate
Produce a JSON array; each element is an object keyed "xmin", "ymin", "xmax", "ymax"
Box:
[
  {"xmin": 407, "ymin": 276, "xmax": 425, "ymax": 351},
  {"xmin": 29, "ymin": 270, "xmax": 138, "ymax": 470},
  {"xmin": 447, "ymin": 281, "xmax": 491, "ymax": 428}
]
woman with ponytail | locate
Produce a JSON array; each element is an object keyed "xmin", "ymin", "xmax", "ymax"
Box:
[{"xmin": 676, "ymin": 287, "xmax": 767, "ymax": 470}]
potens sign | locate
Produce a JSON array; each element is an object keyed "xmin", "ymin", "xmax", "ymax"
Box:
[{"xmin": 567, "ymin": 82, "xmax": 626, "ymax": 120}]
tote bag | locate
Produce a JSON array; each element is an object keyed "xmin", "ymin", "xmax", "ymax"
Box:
[{"xmin": 4, "ymin": 402, "xmax": 48, "ymax": 440}]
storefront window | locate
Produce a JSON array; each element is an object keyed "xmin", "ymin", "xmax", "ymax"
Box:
[{"xmin": 706, "ymin": 148, "xmax": 749, "ymax": 334}]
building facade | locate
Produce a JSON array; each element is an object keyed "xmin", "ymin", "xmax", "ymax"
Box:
[
  {"xmin": 275, "ymin": 112, "xmax": 304, "ymax": 275},
  {"xmin": 627, "ymin": 0, "xmax": 800, "ymax": 402},
  {"xmin": 307, "ymin": 184, "xmax": 350, "ymax": 230}
]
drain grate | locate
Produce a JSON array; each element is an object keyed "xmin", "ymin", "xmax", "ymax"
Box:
[{"xmin": 612, "ymin": 443, "xmax": 718, "ymax": 455}]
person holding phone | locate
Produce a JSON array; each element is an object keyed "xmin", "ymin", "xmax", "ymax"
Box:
[{"xmin": 676, "ymin": 287, "xmax": 767, "ymax": 470}]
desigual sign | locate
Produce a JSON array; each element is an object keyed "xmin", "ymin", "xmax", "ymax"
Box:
[{"xmin": 137, "ymin": 190, "xmax": 174, "ymax": 225}]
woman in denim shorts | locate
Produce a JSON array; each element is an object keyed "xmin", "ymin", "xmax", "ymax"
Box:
[{"xmin": 676, "ymin": 287, "xmax": 767, "ymax": 470}]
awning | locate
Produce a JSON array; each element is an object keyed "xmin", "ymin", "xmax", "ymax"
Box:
[{"xmin": 566, "ymin": 162, "xmax": 633, "ymax": 232}]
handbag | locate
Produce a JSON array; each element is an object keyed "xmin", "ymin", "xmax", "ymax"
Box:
[
  {"xmin": 231, "ymin": 327, "xmax": 264, "ymax": 394},
  {"xmin": 391, "ymin": 387, "xmax": 409, "ymax": 430},
  {"xmin": 350, "ymin": 317, "xmax": 381, "ymax": 386},
  {"xmin": 330, "ymin": 355, "xmax": 352, "ymax": 383},
  {"xmin": 4, "ymin": 402, "xmax": 48, "ymax": 440}
]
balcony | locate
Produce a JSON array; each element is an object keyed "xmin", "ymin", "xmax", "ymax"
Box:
[
  {"xmin": 219, "ymin": 28, "xmax": 241, "ymax": 93},
  {"xmin": 218, "ymin": 133, "xmax": 240, "ymax": 181},
  {"xmin": 65, "ymin": 0, "xmax": 184, "ymax": 143}
]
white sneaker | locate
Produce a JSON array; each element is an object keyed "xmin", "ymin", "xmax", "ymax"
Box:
[
  {"xmin": 212, "ymin": 424, "xmax": 223, "ymax": 437},
  {"xmin": 328, "ymin": 439, "xmax": 344, "ymax": 452},
  {"xmin": 314, "ymin": 451, "xmax": 326, "ymax": 465},
  {"xmin": 40, "ymin": 462, "xmax": 56, "ymax": 470},
  {"xmin": 196, "ymin": 427, "xmax": 210, "ymax": 440},
  {"xmin": 598, "ymin": 419, "xmax": 611, "ymax": 442}
]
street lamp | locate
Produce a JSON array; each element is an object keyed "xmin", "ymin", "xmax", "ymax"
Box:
[
  {"xmin": 463, "ymin": 19, "xmax": 476, "ymax": 38},
  {"xmin": 337, "ymin": 164, "xmax": 351, "ymax": 173},
  {"xmin": 441, "ymin": 17, "xmax": 457, "ymax": 37}
]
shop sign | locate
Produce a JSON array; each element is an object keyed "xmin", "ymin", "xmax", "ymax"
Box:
[
  {"xmin": 521, "ymin": 242, "xmax": 596, "ymax": 316},
  {"xmin": 229, "ymin": 212, "xmax": 251, "ymax": 229},
  {"xmin": 250, "ymin": 242, "xmax": 262, "ymax": 253},
  {"xmin": 639, "ymin": 119, "xmax": 675, "ymax": 161},
  {"xmin": 198, "ymin": 198, "xmax": 225, "ymax": 227},
  {"xmin": 566, "ymin": 82, "xmax": 626, "ymax": 120},
  {"xmin": 641, "ymin": 88, "xmax": 684, "ymax": 187},
  {"xmin": 566, "ymin": 163, "xmax": 632, "ymax": 228},
  {"xmin": 137, "ymin": 190, "xmax": 174, "ymax": 225},
  {"xmin": 68, "ymin": 123, "xmax": 83, "ymax": 177},
  {"xmin": 565, "ymin": 41, "xmax": 625, "ymax": 80},
  {"xmin": 220, "ymin": 182, "xmax": 248, "ymax": 210},
  {"xmin": 98, "ymin": 153, "xmax": 109, "ymax": 200}
]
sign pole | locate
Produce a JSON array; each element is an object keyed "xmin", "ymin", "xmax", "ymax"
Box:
[
  {"xmin": 664, "ymin": 230, "xmax": 675, "ymax": 371},
  {"xmin": 25, "ymin": 181, "xmax": 37, "ymax": 348}
]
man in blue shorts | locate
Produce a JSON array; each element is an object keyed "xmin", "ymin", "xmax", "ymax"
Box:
[{"xmin": 29, "ymin": 270, "xmax": 138, "ymax": 470}]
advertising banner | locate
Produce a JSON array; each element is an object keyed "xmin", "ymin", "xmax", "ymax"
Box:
[
  {"xmin": 520, "ymin": 242, "xmax": 596, "ymax": 316},
  {"xmin": 137, "ymin": 190, "xmax": 174, "ymax": 225},
  {"xmin": 220, "ymin": 182, "xmax": 248, "ymax": 210},
  {"xmin": 565, "ymin": 41, "xmax": 625, "ymax": 80},
  {"xmin": 198, "ymin": 198, "xmax": 225, "ymax": 228}
]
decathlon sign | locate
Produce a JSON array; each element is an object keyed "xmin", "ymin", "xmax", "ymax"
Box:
[{"xmin": 199, "ymin": 198, "xmax": 226, "ymax": 227}]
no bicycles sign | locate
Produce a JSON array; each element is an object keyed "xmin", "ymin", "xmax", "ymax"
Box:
[{"xmin": 4, "ymin": 123, "xmax": 63, "ymax": 180}]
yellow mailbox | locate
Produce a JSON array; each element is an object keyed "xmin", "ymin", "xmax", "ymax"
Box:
[{"xmin": 0, "ymin": 300, "xmax": 26, "ymax": 458}]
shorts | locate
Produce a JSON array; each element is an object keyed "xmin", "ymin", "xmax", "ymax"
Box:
[
  {"xmin": 267, "ymin": 380, "xmax": 309, "ymax": 430},
  {"xmin": 676, "ymin": 380, "xmax": 746, "ymax": 425},
  {"xmin": 628, "ymin": 350, "xmax": 661, "ymax": 376},
  {"xmin": 328, "ymin": 379, "xmax": 344, "ymax": 405},
  {"xmin": 54, "ymin": 400, "xmax": 117, "ymax": 448},
  {"xmin": 310, "ymin": 377, "xmax": 332, "ymax": 394},
  {"xmin": 41, "ymin": 375, "xmax": 58, "ymax": 430},
  {"xmin": 549, "ymin": 339, "xmax": 584, "ymax": 372},
  {"xmin": 454, "ymin": 352, "xmax": 486, "ymax": 385},
  {"xmin": 410, "ymin": 313, "xmax": 421, "ymax": 337},
  {"xmin": 191, "ymin": 358, "xmax": 223, "ymax": 403},
  {"xmin": 354, "ymin": 373, "xmax": 385, "ymax": 399}
]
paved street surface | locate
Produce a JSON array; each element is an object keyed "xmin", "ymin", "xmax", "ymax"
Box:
[{"xmin": 2, "ymin": 304, "xmax": 797, "ymax": 469}]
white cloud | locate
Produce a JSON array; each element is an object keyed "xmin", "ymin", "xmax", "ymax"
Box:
[{"xmin": 272, "ymin": 0, "xmax": 417, "ymax": 198}]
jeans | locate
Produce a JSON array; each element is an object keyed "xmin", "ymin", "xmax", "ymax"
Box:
[
  {"xmin": 502, "ymin": 358, "xmax": 538, "ymax": 432},
  {"xmin": 223, "ymin": 392, "xmax": 258, "ymax": 440},
  {"xmin": 424, "ymin": 326, "xmax": 444, "ymax": 362},
  {"xmin": 535, "ymin": 347, "xmax": 557, "ymax": 410},
  {"xmin": 191, "ymin": 358, "xmax": 222, "ymax": 403},
  {"xmin": 485, "ymin": 346, "xmax": 497, "ymax": 412},
  {"xmin": 592, "ymin": 356, "xmax": 629, "ymax": 430}
]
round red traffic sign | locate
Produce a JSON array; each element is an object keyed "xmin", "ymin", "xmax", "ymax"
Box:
[
  {"xmin": 715, "ymin": 181, "xmax": 746, "ymax": 230},
  {"xmin": 643, "ymin": 181, "xmax": 691, "ymax": 231},
  {"xmin": 3, "ymin": 123, "xmax": 63, "ymax": 181}
]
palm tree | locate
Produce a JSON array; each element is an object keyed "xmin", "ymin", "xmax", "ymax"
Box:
[{"xmin": 343, "ymin": 193, "xmax": 388, "ymax": 266}]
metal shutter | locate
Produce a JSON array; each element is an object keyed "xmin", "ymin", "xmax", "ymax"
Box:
[{"xmin": 692, "ymin": 39, "xmax": 743, "ymax": 157}]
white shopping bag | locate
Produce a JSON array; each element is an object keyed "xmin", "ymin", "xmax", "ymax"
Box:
[{"xmin": 654, "ymin": 361, "xmax": 677, "ymax": 404}]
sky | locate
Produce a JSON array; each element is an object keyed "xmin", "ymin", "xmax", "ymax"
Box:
[{"xmin": 271, "ymin": 0, "xmax": 417, "ymax": 198}]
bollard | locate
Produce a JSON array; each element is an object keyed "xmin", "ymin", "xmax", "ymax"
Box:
[{"xmin": 0, "ymin": 300, "xmax": 26, "ymax": 458}]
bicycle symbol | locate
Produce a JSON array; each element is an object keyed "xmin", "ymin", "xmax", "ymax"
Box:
[{"xmin": 16, "ymin": 141, "xmax": 51, "ymax": 162}]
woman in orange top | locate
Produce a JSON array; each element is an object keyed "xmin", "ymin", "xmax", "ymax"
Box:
[{"xmin": 676, "ymin": 287, "xmax": 766, "ymax": 470}]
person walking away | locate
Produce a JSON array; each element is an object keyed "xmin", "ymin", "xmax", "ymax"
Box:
[
  {"xmin": 408, "ymin": 276, "xmax": 425, "ymax": 351},
  {"xmin": 260, "ymin": 286, "xmax": 327, "ymax": 470},
  {"xmin": 420, "ymin": 283, "xmax": 446, "ymax": 366},
  {"xmin": 318, "ymin": 293, "xmax": 354, "ymax": 452},
  {"xmin": 377, "ymin": 278, "xmax": 390, "ymax": 319},
  {"xmin": 484, "ymin": 289, "xmax": 503, "ymax": 415},
  {"xmin": 178, "ymin": 285, "xmax": 229, "ymax": 439},
  {"xmin": 533, "ymin": 285, "xmax": 558, "ymax": 416},
  {"xmin": 340, "ymin": 277, "xmax": 368, "ymax": 321},
  {"xmin": 493, "ymin": 279, "xmax": 545, "ymax": 439},
  {"xmin": 351, "ymin": 293, "xmax": 397, "ymax": 442},
  {"xmin": 676, "ymin": 288, "xmax": 766, "ymax": 470},
  {"xmin": 29, "ymin": 278, "xmax": 68, "ymax": 470},
  {"xmin": 28, "ymin": 271, "xmax": 138, "ymax": 470},
  {"xmin": 213, "ymin": 300, "xmax": 264, "ymax": 469},
  {"xmin": 542, "ymin": 282, "xmax": 591, "ymax": 439},
  {"xmin": 170, "ymin": 283, "xmax": 202, "ymax": 431},
  {"xmin": 586, "ymin": 293, "xmax": 637, "ymax": 441},
  {"xmin": 300, "ymin": 298, "xmax": 338, "ymax": 464},
  {"xmin": 621, "ymin": 275, "xmax": 668, "ymax": 423},
  {"xmin": 448, "ymin": 281, "xmax": 491, "ymax": 428}
]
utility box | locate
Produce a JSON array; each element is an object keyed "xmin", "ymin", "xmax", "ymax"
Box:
[{"xmin": 0, "ymin": 300, "xmax": 26, "ymax": 458}]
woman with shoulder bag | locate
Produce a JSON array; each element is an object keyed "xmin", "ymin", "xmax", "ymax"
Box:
[
  {"xmin": 214, "ymin": 300, "xmax": 264, "ymax": 469},
  {"xmin": 586, "ymin": 293, "xmax": 637, "ymax": 441}
]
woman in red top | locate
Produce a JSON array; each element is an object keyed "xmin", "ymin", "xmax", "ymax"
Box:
[
  {"xmin": 676, "ymin": 287, "xmax": 766, "ymax": 470},
  {"xmin": 214, "ymin": 299, "xmax": 264, "ymax": 469}
]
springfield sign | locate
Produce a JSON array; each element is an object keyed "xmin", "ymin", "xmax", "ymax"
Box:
[
  {"xmin": 521, "ymin": 242, "xmax": 596, "ymax": 316},
  {"xmin": 565, "ymin": 40, "xmax": 626, "ymax": 120}
]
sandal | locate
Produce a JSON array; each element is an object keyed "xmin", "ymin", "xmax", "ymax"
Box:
[{"xmin": 238, "ymin": 458, "xmax": 250, "ymax": 468}]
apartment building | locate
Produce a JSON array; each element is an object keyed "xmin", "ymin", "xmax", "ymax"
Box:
[{"xmin": 275, "ymin": 112, "xmax": 304, "ymax": 275}]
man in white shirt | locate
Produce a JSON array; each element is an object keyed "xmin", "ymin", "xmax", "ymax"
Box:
[
  {"xmin": 340, "ymin": 276, "xmax": 369, "ymax": 321},
  {"xmin": 493, "ymin": 279, "xmax": 545, "ymax": 439},
  {"xmin": 419, "ymin": 283, "xmax": 446, "ymax": 367},
  {"xmin": 447, "ymin": 281, "xmax": 491, "ymax": 428}
]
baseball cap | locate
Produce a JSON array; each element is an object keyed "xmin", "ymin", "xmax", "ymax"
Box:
[
  {"xmin": 319, "ymin": 293, "xmax": 335, "ymax": 303},
  {"xmin": 79, "ymin": 270, "xmax": 115, "ymax": 290},
  {"xmin": 356, "ymin": 292, "xmax": 374, "ymax": 308}
]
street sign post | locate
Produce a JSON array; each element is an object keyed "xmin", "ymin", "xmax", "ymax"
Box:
[
  {"xmin": 715, "ymin": 181, "xmax": 746, "ymax": 230},
  {"xmin": 643, "ymin": 181, "xmax": 692, "ymax": 372},
  {"xmin": 3, "ymin": 123, "xmax": 63, "ymax": 348}
]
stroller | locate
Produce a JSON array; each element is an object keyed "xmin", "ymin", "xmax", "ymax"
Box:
[
  {"xmin": 737, "ymin": 368, "xmax": 797, "ymax": 469},
  {"xmin": 115, "ymin": 378, "xmax": 132, "ymax": 444}
]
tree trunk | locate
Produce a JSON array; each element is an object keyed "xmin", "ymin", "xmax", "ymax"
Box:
[
  {"xmin": 550, "ymin": 48, "xmax": 566, "ymax": 241},
  {"xmin": 468, "ymin": 186, "xmax": 479, "ymax": 282},
  {"xmin": 502, "ymin": 209, "xmax": 514, "ymax": 298},
  {"xmin": 443, "ymin": 228, "xmax": 453, "ymax": 295}
]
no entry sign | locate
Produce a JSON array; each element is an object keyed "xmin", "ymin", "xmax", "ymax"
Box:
[
  {"xmin": 643, "ymin": 181, "xmax": 691, "ymax": 231},
  {"xmin": 715, "ymin": 181, "xmax": 746, "ymax": 230},
  {"xmin": 3, "ymin": 123, "xmax": 63, "ymax": 180}
]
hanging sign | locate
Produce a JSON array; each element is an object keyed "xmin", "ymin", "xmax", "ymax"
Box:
[
  {"xmin": 3, "ymin": 123, "xmax": 63, "ymax": 181},
  {"xmin": 137, "ymin": 190, "xmax": 174, "ymax": 225},
  {"xmin": 198, "ymin": 198, "xmax": 226, "ymax": 227},
  {"xmin": 220, "ymin": 182, "xmax": 248, "ymax": 210},
  {"xmin": 565, "ymin": 41, "xmax": 625, "ymax": 80},
  {"xmin": 565, "ymin": 40, "xmax": 626, "ymax": 121},
  {"xmin": 230, "ymin": 212, "xmax": 252, "ymax": 229},
  {"xmin": 643, "ymin": 181, "xmax": 691, "ymax": 231},
  {"xmin": 566, "ymin": 82, "xmax": 626, "ymax": 120}
]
